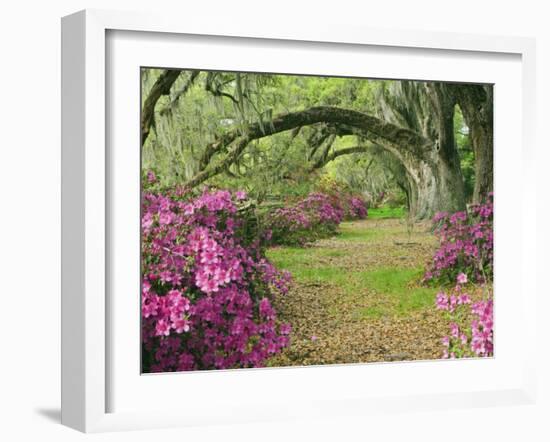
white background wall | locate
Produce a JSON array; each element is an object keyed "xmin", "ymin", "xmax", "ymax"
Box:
[{"xmin": 0, "ymin": 1, "xmax": 547, "ymax": 440}]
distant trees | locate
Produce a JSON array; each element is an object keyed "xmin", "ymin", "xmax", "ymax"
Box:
[{"xmin": 141, "ymin": 69, "xmax": 493, "ymax": 219}]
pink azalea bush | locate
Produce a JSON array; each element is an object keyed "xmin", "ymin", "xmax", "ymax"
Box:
[
  {"xmin": 141, "ymin": 177, "xmax": 291, "ymax": 372},
  {"xmin": 435, "ymin": 273, "xmax": 493, "ymax": 358},
  {"xmin": 314, "ymin": 176, "xmax": 368, "ymax": 221},
  {"xmin": 265, "ymin": 192, "xmax": 344, "ymax": 246},
  {"xmin": 425, "ymin": 193, "xmax": 493, "ymax": 284},
  {"xmin": 265, "ymin": 192, "xmax": 367, "ymax": 246},
  {"xmin": 346, "ymin": 195, "xmax": 368, "ymax": 219}
]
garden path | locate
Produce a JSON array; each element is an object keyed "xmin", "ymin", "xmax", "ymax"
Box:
[{"xmin": 266, "ymin": 217, "xmax": 449, "ymax": 366}]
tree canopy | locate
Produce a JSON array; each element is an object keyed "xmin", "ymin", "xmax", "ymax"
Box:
[{"xmin": 141, "ymin": 68, "xmax": 493, "ymax": 218}]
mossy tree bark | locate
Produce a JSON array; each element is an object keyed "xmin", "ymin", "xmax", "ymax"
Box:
[
  {"xmin": 375, "ymin": 81, "xmax": 466, "ymax": 218},
  {"xmin": 451, "ymin": 84, "xmax": 493, "ymax": 203},
  {"xmin": 141, "ymin": 69, "xmax": 181, "ymax": 147}
]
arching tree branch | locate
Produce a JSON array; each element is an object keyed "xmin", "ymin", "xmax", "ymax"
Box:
[
  {"xmin": 199, "ymin": 106, "xmax": 431, "ymax": 168},
  {"xmin": 188, "ymin": 106, "xmax": 431, "ymax": 189},
  {"xmin": 141, "ymin": 69, "xmax": 181, "ymax": 146},
  {"xmin": 309, "ymin": 145, "xmax": 371, "ymax": 171}
]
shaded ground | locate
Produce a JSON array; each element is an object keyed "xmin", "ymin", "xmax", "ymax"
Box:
[{"xmin": 266, "ymin": 216, "xmax": 450, "ymax": 366}]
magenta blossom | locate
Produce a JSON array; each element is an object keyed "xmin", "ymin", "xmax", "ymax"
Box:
[
  {"xmin": 435, "ymin": 282, "xmax": 493, "ymax": 359},
  {"xmin": 265, "ymin": 191, "xmax": 367, "ymax": 246},
  {"xmin": 425, "ymin": 194, "xmax": 493, "ymax": 284},
  {"xmin": 235, "ymin": 190, "xmax": 247, "ymax": 200},
  {"xmin": 141, "ymin": 187, "xmax": 291, "ymax": 372}
]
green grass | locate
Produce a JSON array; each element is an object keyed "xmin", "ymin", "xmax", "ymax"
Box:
[
  {"xmin": 267, "ymin": 244, "xmax": 436, "ymax": 319},
  {"xmin": 368, "ymin": 206, "xmax": 406, "ymax": 219},
  {"xmin": 357, "ymin": 268, "xmax": 436, "ymax": 317},
  {"xmin": 266, "ymin": 217, "xmax": 436, "ymax": 320},
  {"xmin": 266, "ymin": 247, "xmax": 346, "ymax": 269}
]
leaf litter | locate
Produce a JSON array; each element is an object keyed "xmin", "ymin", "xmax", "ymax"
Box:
[{"xmin": 266, "ymin": 218, "xmax": 453, "ymax": 367}]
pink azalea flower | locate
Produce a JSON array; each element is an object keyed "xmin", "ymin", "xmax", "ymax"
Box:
[
  {"xmin": 449, "ymin": 295, "xmax": 458, "ymax": 312},
  {"xmin": 457, "ymin": 272, "xmax": 468, "ymax": 284},
  {"xmin": 450, "ymin": 323, "xmax": 460, "ymax": 338},
  {"xmin": 279, "ymin": 323, "xmax": 291, "ymax": 335},
  {"xmin": 436, "ymin": 292, "xmax": 448, "ymax": 310},
  {"xmin": 235, "ymin": 190, "xmax": 247, "ymax": 200},
  {"xmin": 155, "ymin": 319, "xmax": 171, "ymax": 337},
  {"xmin": 172, "ymin": 317, "xmax": 190, "ymax": 333},
  {"xmin": 183, "ymin": 204, "xmax": 195, "ymax": 215},
  {"xmin": 159, "ymin": 211, "xmax": 173, "ymax": 225},
  {"xmin": 159, "ymin": 271, "xmax": 172, "ymax": 283}
]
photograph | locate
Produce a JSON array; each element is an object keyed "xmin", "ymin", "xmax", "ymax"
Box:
[
  {"xmin": 0, "ymin": 0, "xmax": 546, "ymax": 438},
  {"xmin": 140, "ymin": 68, "xmax": 494, "ymax": 373}
]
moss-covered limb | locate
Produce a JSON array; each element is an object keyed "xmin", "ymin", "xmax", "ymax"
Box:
[
  {"xmin": 189, "ymin": 106, "xmax": 432, "ymax": 189},
  {"xmin": 140, "ymin": 69, "xmax": 181, "ymax": 146}
]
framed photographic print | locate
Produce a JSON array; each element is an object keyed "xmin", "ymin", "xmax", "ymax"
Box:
[{"xmin": 61, "ymin": 9, "xmax": 537, "ymax": 432}]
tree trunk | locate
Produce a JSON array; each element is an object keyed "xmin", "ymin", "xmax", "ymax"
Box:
[
  {"xmin": 377, "ymin": 81, "xmax": 466, "ymax": 219},
  {"xmin": 188, "ymin": 101, "xmax": 467, "ymax": 219},
  {"xmin": 451, "ymin": 84, "xmax": 493, "ymax": 203},
  {"xmin": 427, "ymin": 83, "xmax": 466, "ymax": 214},
  {"xmin": 396, "ymin": 155, "xmax": 464, "ymax": 220}
]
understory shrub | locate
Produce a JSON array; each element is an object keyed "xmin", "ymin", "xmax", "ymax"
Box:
[
  {"xmin": 346, "ymin": 195, "xmax": 368, "ymax": 219},
  {"xmin": 435, "ymin": 273, "xmax": 493, "ymax": 358},
  {"xmin": 424, "ymin": 193, "xmax": 493, "ymax": 284},
  {"xmin": 141, "ymin": 178, "xmax": 291, "ymax": 372},
  {"xmin": 264, "ymin": 191, "xmax": 367, "ymax": 246},
  {"xmin": 314, "ymin": 176, "xmax": 368, "ymax": 220},
  {"xmin": 265, "ymin": 192, "xmax": 343, "ymax": 246}
]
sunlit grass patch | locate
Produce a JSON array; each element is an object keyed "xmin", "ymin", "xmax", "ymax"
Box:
[
  {"xmin": 368, "ymin": 206, "xmax": 406, "ymax": 219},
  {"xmin": 267, "ymin": 220, "xmax": 437, "ymax": 321},
  {"xmin": 268, "ymin": 249, "xmax": 436, "ymax": 318},
  {"xmin": 357, "ymin": 267, "xmax": 436, "ymax": 318},
  {"xmin": 266, "ymin": 247, "xmax": 347, "ymax": 269}
]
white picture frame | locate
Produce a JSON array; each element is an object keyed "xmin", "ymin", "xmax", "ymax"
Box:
[{"xmin": 61, "ymin": 9, "xmax": 537, "ymax": 433}]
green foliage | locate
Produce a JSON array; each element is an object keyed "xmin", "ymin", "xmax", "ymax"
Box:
[
  {"xmin": 142, "ymin": 69, "xmax": 483, "ymax": 214},
  {"xmin": 454, "ymin": 105, "xmax": 475, "ymax": 201},
  {"xmin": 141, "ymin": 68, "xmax": 413, "ymax": 202}
]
